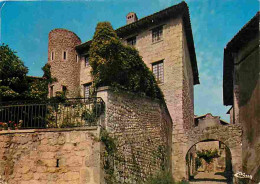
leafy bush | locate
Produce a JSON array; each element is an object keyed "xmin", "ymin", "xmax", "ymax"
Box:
[
  {"xmin": 89, "ymin": 22, "xmax": 164, "ymax": 100},
  {"xmin": 0, "ymin": 44, "xmax": 29, "ymax": 101},
  {"xmin": 195, "ymin": 157, "xmax": 202, "ymax": 170},
  {"xmin": 0, "ymin": 44, "xmax": 56, "ymax": 102},
  {"xmin": 81, "ymin": 109, "xmax": 97, "ymax": 125},
  {"xmin": 196, "ymin": 149, "xmax": 220, "ymax": 164}
]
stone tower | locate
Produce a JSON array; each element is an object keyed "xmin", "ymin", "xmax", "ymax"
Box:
[{"xmin": 48, "ymin": 29, "xmax": 81, "ymax": 98}]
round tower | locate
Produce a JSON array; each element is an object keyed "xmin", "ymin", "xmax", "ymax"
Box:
[{"xmin": 48, "ymin": 29, "xmax": 81, "ymax": 98}]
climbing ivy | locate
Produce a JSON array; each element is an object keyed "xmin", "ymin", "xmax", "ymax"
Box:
[
  {"xmin": 89, "ymin": 22, "xmax": 164, "ymax": 100},
  {"xmin": 100, "ymin": 129, "xmax": 118, "ymax": 184}
]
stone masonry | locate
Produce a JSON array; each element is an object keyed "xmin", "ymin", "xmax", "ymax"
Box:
[
  {"xmin": 48, "ymin": 29, "xmax": 82, "ymax": 98},
  {"xmin": 185, "ymin": 124, "xmax": 242, "ymax": 182},
  {"xmin": 97, "ymin": 87, "xmax": 172, "ymax": 183},
  {"xmin": 0, "ymin": 87, "xmax": 173, "ymax": 184},
  {"xmin": 47, "ymin": 3, "xmax": 198, "ymax": 181},
  {"xmin": 0, "ymin": 128, "xmax": 103, "ymax": 184}
]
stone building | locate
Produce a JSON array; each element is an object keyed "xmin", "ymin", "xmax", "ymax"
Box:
[
  {"xmin": 47, "ymin": 1, "xmax": 199, "ymax": 180},
  {"xmin": 187, "ymin": 114, "xmax": 232, "ymax": 181},
  {"xmin": 223, "ymin": 11, "xmax": 260, "ymax": 182}
]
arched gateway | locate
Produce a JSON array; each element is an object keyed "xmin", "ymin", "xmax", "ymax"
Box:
[{"xmin": 175, "ymin": 114, "xmax": 243, "ymax": 183}]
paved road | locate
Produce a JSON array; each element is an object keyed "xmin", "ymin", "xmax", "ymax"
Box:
[
  {"xmin": 189, "ymin": 172, "xmax": 231, "ymax": 184},
  {"xmin": 189, "ymin": 181, "xmax": 228, "ymax": 184}
]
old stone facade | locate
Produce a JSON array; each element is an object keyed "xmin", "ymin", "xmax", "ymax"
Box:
[
  {"xmin": 48, "ymin": 29, "xmax": 82, "ymax": 98},
  {"xmin": 0, "ymin": 128, "xmax": 103, "ymax": 184},
  {"xmin": 223, "ymin": 11, "xmax": 260, "ymax": 183},
  {"xmin": 47, "ymin": 2, "xmax": 199, "ymax": 181}
]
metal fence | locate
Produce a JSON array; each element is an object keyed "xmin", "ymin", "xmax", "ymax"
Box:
[{"xmin": 0, "ymin": 98, "xmax": 105, "ymax": 129}]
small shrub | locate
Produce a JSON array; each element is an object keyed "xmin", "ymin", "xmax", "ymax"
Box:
[
  {"xmin": 60, "ymin": 118, "xmax": 75, "ymax": 128},
  {"xmin": 81, "ymin": 109, "xmax": 97, "ymax": 125},
  {"xmin": 196, "ymin": 149, "xmax": 220, "ymax": 164}
]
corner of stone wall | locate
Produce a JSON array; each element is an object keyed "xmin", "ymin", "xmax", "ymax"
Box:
[{"xmin": 96, "ymin": 86, "xmax": 173, "ymax": 183}]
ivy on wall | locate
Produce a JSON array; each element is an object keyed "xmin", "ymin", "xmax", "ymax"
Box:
[{"xmin": 89, "ymin": 22, "xmax": 164, "ymax": 100}]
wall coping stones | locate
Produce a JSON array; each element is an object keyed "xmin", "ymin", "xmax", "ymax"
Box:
[{"xmin": 0, "ymin": 126, "xmax": 98, "ymax": 135}]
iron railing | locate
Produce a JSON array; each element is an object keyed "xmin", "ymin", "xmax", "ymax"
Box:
[{"xmin": 0, "ymin": 98, "xmax": 105, "ymax": 129}]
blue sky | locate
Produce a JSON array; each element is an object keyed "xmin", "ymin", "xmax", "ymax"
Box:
[{"xmin": 0, "ymin": 0, "xmax": 259, "ymax": 121}]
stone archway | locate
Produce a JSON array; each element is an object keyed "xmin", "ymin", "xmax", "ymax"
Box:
[
  {"xmin": 172, "ymin": 114, "xmax": 243, "ymax": 183},
  {"xmin": 186, "ymin": 139, "xmax": 233, "ymax": 183},
  {"xmin": 184, "ymin": 124, "xmax": 242, "ymax": 183}
]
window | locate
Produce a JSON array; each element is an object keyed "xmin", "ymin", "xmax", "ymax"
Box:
[
  {"xmin": 50, "ymin": 86, "xmax": 54, "ymax": 97},
  {"xmin": 63, "ymin": 51, "xmax": 67, "ymax": 60},
  {"xmin": 84, "ymin": 83, "xmax": 91, "ymax": 98},
  {"xmin": 76, "ymin": 55, "xmax": 79, "ymax": 62},
  {"xmin": 51, "ymin": 52, "xmax": 54, "ymax": 61},
  {"xmin": 152, "ymin": 60, "xmax": 164, "ymax": 83},
  {"xmin": 85, "ymin": 56, "xmax": 89, "ymax": 67},
  {"xmin": 127, "ymin": 36, "xmax": 136, "ymax": 46},
  {"xmin": 152, "ymin": 26, "xmax": 163, "ymax": 43}
]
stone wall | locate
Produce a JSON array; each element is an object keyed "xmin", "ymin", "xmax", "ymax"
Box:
[
  {"xmin": 186, "ymin": 124, "xmax": 242, "ymax": 181},
  {"xmin": 170, "ymin": 17, "xmax": 195, "ymax": 181},
  {"xmin": 97, "ymin": 87, "xmax": 172, "ymax": 183},
  {"xmin": 0, "ymin": 128, "xmax": 103, "ymax": 184},
  {"xmin": 234, "ymin": 35, "xmax": 260, "ymax": 183},
  {"xmin": 48, "ymin": 29, "xmax": 82, "ymax": 98}
]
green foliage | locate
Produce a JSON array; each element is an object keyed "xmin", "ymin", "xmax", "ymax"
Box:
[
  {"xmin": 100, "ymin": 129, "xmax": 118, "ymax": 184},
  {"xmin": 25, "ymin": 77, "xmax": 47, "ymax": 100},
  {"xmin": 196, "ymin": 149, "xmax": 220, "ymax": 164},
  {"xmin": 89, "ymin": 22, "xmax": 164, "ymax": 100},
  {"xmin": 101, "ymin": 129, "xmax": 117, "ymax": 156},
  {"xmin": 53, "ymin": 91, "xmax": 66, "ymax": 103},
  {"xmin": 195, "ymin": 157, "xmax": 202, "ymax": 170},
  {"xmin": 81, "ymin": 109, "xmax": 97, "ymax": 125},
  {"xmin": 152, "ymin": 145, "xmax": 167, "ymax": 171},
  {"xmin": 0, "ymin": 44, "xmax": 29, "ymax": 101},
  {"xmin": 25, "ymin": 63, "xmax": 57, "ymax": 101},
  {"xmin": 60, "ymin": 118, "xmax": 76, "ymax": 128},
  {"xmin": 42, "ymin": 63, "xmax": 57, "ymax": 84},
  {"xmin": 0, "ymin": 44, "xmax": 57, "ymax": 102}
]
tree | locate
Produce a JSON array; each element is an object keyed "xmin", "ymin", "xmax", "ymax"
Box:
[
  {"xmin": 25, "ymin": 63, "xmax": 57, "ymax": 101},
  {"xmin": 89, "ymin": 22, "xmax": 164, "ymax": 100},
  {"xmin": 0, "ymin": 44, "xmax": 57, "ymax": 102},
  {"xmin": 0, "ymin": 44, "xmax": 29, "ymax": 102}
]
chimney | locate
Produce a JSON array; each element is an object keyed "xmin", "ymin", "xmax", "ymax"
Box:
[{"xmin": 126, "ymin": 12, "xmax": 138, "ymax": 25}]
